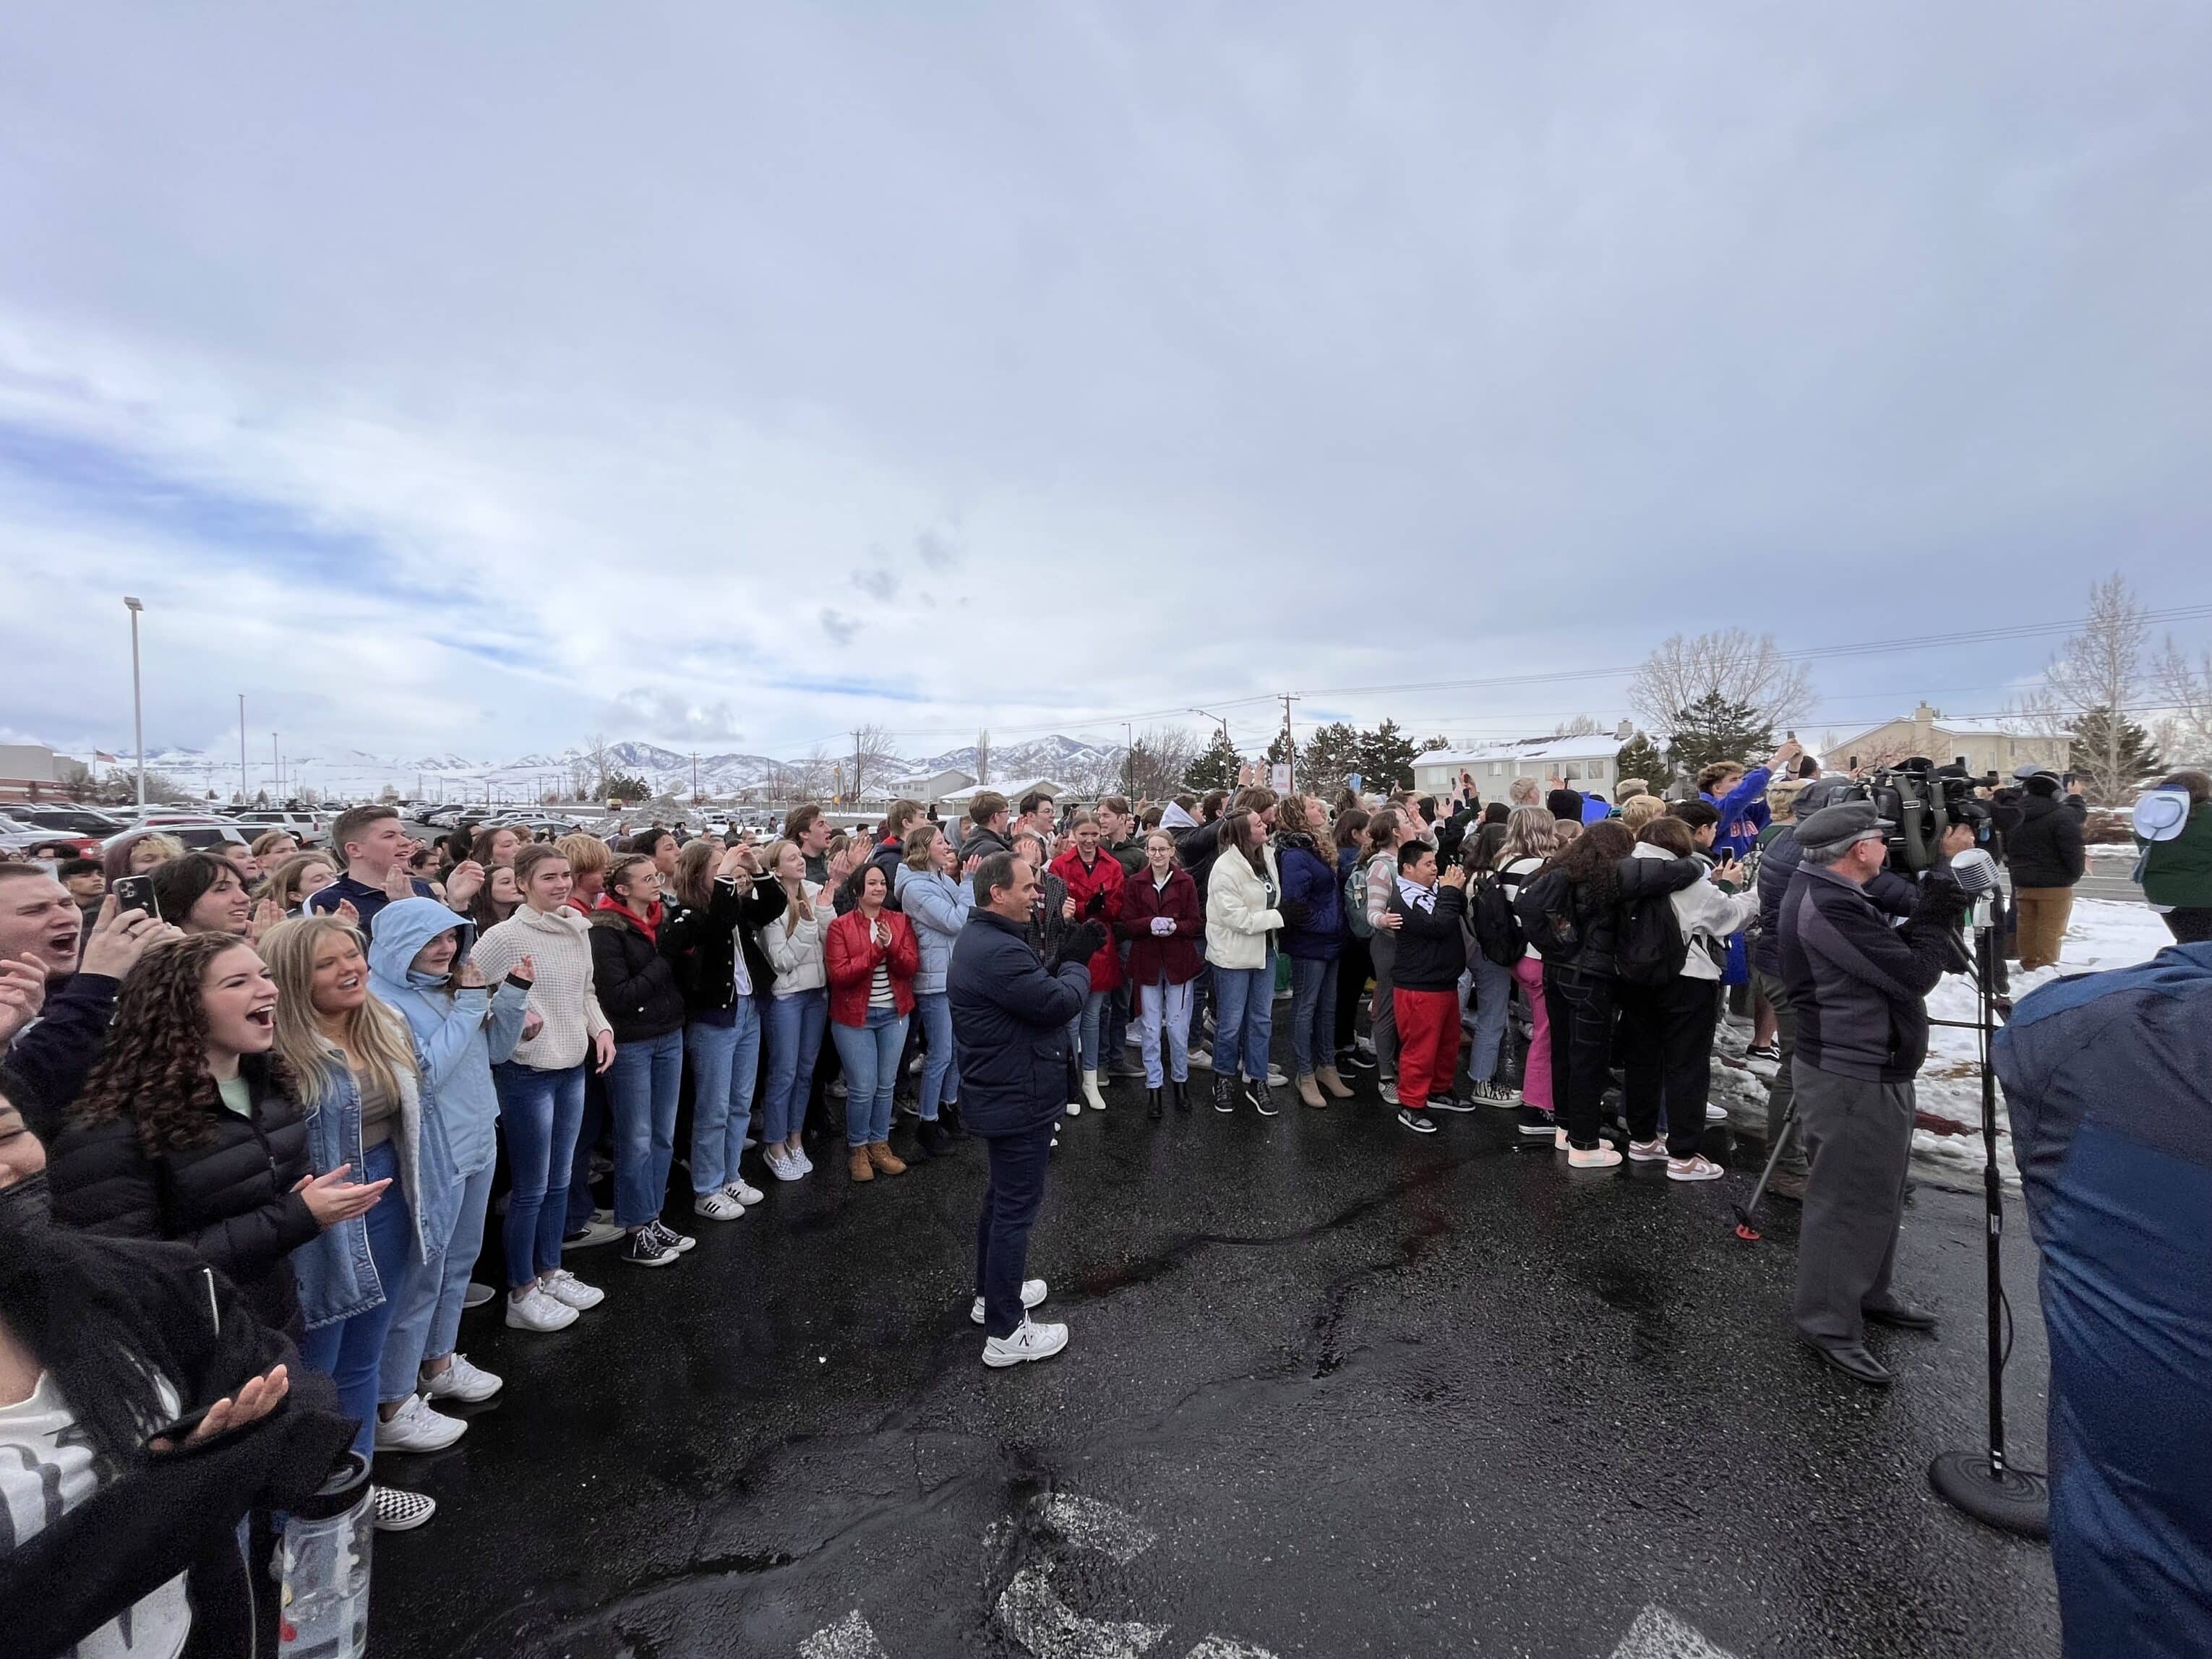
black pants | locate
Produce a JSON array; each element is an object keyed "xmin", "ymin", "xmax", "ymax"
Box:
[
  {"xmin": 1617, "ymin": 975, "xmax": 1720, "ymax": 1157},
  {"xmin": 974, "ymin": 1119, "xmax": 1055, "ymax": 1337},
  {"xmin": 1335, "ymin": 934, "xmax": 1372, "ymax": 1055},
  {"xmin": 1543, "ymin": 964, "xmax": 1617, "ymax": 1151}
]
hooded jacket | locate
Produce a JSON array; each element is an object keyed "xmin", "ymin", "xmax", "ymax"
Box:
[
  {"xmin": 2007, "ymin": 788, "xmax": 2087, "ymax": 890},
  {"xmin": 2139, "ymin": 798, "xmax": 2212, "ymax": 909},
  {"xmin": 589, "ymin": 901, "xmax": 687, "ymax": 1044},
  {"xmin": 894, "ymin": 863, "xmax": 972, "ymax": 995},
  {"xmin": 366, "ymin": 897, "xmax": 529, "ymax": 1250},
  {"xmin": 1704, "ymin": 766, "xmax": 1772, "ymax": 860},
  {"xmin": 1205, "ymin": 841, "xmax": 1284, "ymax": 972},
  {"xmin": 471, "ymin": 903, "xmax": 610, "ymax": 1071}
]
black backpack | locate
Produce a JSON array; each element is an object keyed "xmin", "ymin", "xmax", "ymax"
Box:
[
  {"xmin": 1614, "ymin": 888, "xmax": 1689, "ymax": 985},
  {"xmin": 1512, "ymin": 867, "xmax": 1580, "ymax": 961},
  {"xmin": 1470, "ymin": 868, "xmax": 1525, "ymax": 967}
]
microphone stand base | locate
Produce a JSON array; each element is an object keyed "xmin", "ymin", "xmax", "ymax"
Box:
[{"xmin": 1929, "ymin": 1450, "xmax": 2050, "ymax": 1540}]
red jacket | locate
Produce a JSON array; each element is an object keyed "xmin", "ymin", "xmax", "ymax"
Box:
[
  {"xmin": 824, "ymin": 906, "xmax": 920, "ymax": 1026},
  {"xmin": 1048, "ymin": 845, "xmax": 1125, "ymax": 990},
  {"xmin": 1115, "ymin": 864, "xmax": 1202, "ymax": 1016}
]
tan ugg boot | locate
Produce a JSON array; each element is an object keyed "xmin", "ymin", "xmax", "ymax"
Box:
[
  {"xmin": 867, "ymin": 1141, "xmax": 908, "ymax": 1176},
  {"xmin": 848, "ymin": 1147, "xmax": 874, "ymax": 1182},
  {"xmin": 1297, "ymin": 1073, "xmax": 1326, "ymax": 1109}
]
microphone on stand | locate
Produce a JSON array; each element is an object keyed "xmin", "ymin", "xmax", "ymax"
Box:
[{"xmin": 1947, "ymin": 847, "xmax": 2002, "ymax": 932}]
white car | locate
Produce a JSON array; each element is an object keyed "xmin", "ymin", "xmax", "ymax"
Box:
[
  {"xmin": 103, "ymin": 816, "xmax": 252, "ymax": 854},
  {"xmin": 232, "ymin": 810, "xmax": 326, "ymax": 845}
]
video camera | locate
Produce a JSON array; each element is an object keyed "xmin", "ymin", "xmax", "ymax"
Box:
[{"xmin": 1843, "ymin": 756, "xmax": 1996, "ymax": 873}]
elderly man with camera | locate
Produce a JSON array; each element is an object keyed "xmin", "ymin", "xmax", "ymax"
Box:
[{"xmin": 1778, "ymin": 799, "xmax": 1975, "ymax": 1387}]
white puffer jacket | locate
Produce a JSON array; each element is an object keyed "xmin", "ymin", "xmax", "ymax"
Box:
[
  {"xmin": 1205, "ymin": 844, "xmax": 1284, "ymax": 972},
  {"xmin": 765, "ymin": 881, "xmax": 837, "ymax": 997}
]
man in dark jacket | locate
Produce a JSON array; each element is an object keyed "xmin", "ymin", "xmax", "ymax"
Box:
[
  {"xmin": 958, "ymin": 792, "xmax": 1013, "ymax": 863},
  {"xmin": 1749, "ymin": 781, "xmax": 1918, "ymax": 1199},
  {"xmin": 1778, "ymin": 800, "xmax": 1972, "ymax": 1386},
  {"xmin": 1992, "ymin": 913, "xmax": 2211, "ymax": 1658},
  {"xmin": 949, "ymin": 851, "xmax": 1099, "ymax": 1368},
  {"xmin": 2006, "ymin": 769, "xmax": 2088, "ymax": 970}
]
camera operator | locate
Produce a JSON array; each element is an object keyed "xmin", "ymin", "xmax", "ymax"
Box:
[
  {"xmin": 1991, "ymin": 801, "xmax": 2211, "ymax": 1658},
  {"xmin": 2002, "ymin": 767, "xmax": 2087, "ymax": 971},
  {"xmin": 1778, "ymin": 800, "xmax": 1973, "ymax": 1387}
]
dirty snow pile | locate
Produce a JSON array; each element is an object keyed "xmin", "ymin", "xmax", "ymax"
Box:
[{"xmin": 1711, "ymin": 899, "xmax": 2174, "ymax": 1188}]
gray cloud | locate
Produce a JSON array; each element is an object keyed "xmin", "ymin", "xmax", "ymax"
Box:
[
  {"xmin": 852, "ymin": 567, "xmax": 900, "ymax": 603},
  {"xmin": 601, "ymin": 687, "xmax": 745, "ymax": 742},
  {"xmin": 819, "ymin": 609, "xmax": 860, "ymax": 646},
  {"xmin": 916, "ymin": 529, "xmax": 961, "ymax": 571}
]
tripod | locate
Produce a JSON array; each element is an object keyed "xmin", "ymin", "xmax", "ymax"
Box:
[{"xmin": 1926, "ymin": 915, "xmax": 2049, "ymax": 1535}]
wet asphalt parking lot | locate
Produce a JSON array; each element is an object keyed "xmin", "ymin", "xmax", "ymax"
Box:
[{"xmin": 370, "ymin": 1037, "xmax": 2059, "ymax": 1659}]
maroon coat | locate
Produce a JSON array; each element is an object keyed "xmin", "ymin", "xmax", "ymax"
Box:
[{"xmin": 1115, "ymin": 864, "xmax": 1203, "ymax": 1016}]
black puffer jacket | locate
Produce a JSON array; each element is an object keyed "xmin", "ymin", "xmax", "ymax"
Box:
[
  {"xmin": 589, "ymin": 906, "xmax": 688, "ymax": 1042},
  {"xmin": 660, "ymin": 877, "xmax": 788, "ymax": 1014},
  {"xmin": 46, "ymin": 1054, "xmax": 317, "ymax": 1335},
  {"xmin": 1556, "ymin": 854, "xmax": 1705, "ymax": 979},
  {"xmin": 2007, "ymin": 792, "xmax": 2087, "ymax": 889}
]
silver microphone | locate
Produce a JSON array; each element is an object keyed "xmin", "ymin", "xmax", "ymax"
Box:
[{"xmin": 1948, "ymin": 847, "xmax": 2000, "ymax": 897}]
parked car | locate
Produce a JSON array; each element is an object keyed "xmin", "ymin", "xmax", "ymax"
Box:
[
  {"xmin": 0, "ymin": 813, "xmax": 100, "ymax": 859},
  {"xmin": 7, "ymin": 805, "xmax": 127, "ymax": 838},
  {"xmin": 232, "ymin": 809, "xmax": 327, "ymax": 845},
  {"xmin": 101, "ymin": 817, "xmax": 251, "ymax": 855}
]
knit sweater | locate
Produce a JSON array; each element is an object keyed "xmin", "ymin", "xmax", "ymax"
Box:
[{"xmin": 471, "ymin": 903, "xmax": 611, "ymax": 1070}]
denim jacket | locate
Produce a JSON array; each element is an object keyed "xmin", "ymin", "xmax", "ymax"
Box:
[{"xmin": 292, "ymin": 1054, "xmax": 428, "ymax": 1331}]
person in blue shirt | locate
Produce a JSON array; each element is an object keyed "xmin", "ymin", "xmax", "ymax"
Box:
[{"xmin": 307, "ymin": 806, "xmax": 483, "ymax": 942}]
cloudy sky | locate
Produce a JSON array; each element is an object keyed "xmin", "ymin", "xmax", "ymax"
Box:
[{"xmin": 4, "ymin": 3, "xmax": 2208, "ymax": 766}]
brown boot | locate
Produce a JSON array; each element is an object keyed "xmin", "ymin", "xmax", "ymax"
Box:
[
  {"xmin": 867, "ymin": 1141, "xmax": 908, "ymax": 1176},
  {"xmin": 1316, "ymin": 1066, "xmax": 1353, "ymax": 1099},
  {"xmin": 848, "ymin": 1147, "xmax": 874, "ymax": 1183},
  {"xmin": 1297, "ymin": 1073, "xmax": 1326, "ymax": 1109}
]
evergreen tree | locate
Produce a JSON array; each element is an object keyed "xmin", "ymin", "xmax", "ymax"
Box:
[
  {"xmin": 1613, "ymin": 732, "xmax": 1666, "ymax": 792},
  {"xmin": 605, "ymin": 771, "xmax": 652, "ymax": 804},
  {"xmin": 1663, "ymin": 693, "xmax": 1772, "ymax": 776},
  {"xmin": 1184, "ymin": 730, "xmax": 1244, "ymax": 794},
  {"xmin": 1356, "ymin": 719, "xmax": 1422, "ymax": 792},
  {"xmin": 2070, "ymin": 705, "xmax": 2164, "ymax": 803},
  {"xmin": 1298, "ymin": 721, "xmax": 1364, "ymax": 794}
]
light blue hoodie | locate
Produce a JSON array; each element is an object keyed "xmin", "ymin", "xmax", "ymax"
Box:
[
  {"xmin": 366, "ymin": 896, "xmax": 529, "ymax": 1252},
  {"xmin": 894, "ymin": 863, "xmax": 972, "ymax": 994}
]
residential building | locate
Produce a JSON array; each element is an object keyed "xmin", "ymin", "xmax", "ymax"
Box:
[
  {"xmin": 1411, "ymin": 725, "xmax": 1634, "ymax": 800},
  {"xmin": 1825, "ymin": 703, "xmax": 2070, "ymax": 778}
]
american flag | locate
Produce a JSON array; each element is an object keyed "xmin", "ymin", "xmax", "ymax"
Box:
[{"xmin": 94, "ymin": 750, "xmax": 119, "ymax": 763}]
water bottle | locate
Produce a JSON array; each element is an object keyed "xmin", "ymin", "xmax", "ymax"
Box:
[{"xmin": 279, "ymin": 1451, "xmax": 372, "ymax": 1658}]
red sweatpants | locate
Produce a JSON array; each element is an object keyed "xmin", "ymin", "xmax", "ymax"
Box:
[{"xmin": 1392, "ymin": 986, "xmax": 1462, "ymax": 1111}]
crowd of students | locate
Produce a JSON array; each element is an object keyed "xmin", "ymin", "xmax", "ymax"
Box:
[{"xmin": 0, "ymin": 750, "xmax": 2120, "ymax": 1655}]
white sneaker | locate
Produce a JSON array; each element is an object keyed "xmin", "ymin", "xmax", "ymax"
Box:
[
  {"xmin": 1065, "ymin": 1100, "xmax": 1082, "ymax": 1117},
  {"xmin": 542, "ymin": 1269, "xmax": 605, "ymax": 1310},
  {"xmin": 766, "ymin": 1146, "xmax": 803, "ymax": 1182},
  {"xmin": 372, "ymin": 1486, "xmax": 437, "ymax": 1532},
  {"xmin": 694, "ymin": 1189, "xmax": 744, "ymax": 1222},
  {"xmin": 375, "ymin": 1393, "xmax": 468, "ymax": 1454},
  {"xmin": 723, "ymin": 1180, "xmax": 765, "ymax": 1207},
  {"xmin": 1187, "ymin": 1048, "xmax": 1212, "ymax": 1071},
  {"xmin": 421, "ymin": 1353, "xmax": 502, "ymax": 1402},
  {"xmin": 1626, "ymin": 1138, "xmax": 1669, "ymax": 1163},
  {"xmin": 982, "ymin": 1315, "xmax": 1070, "ymax": 1368},
  {"xmin": 794, "ymin": 1144, "xmax": 815, "ymax": 1174},
  {"xmin": 462, "ymin": 1281, "xmax": 495, "ymax": 1310},
  {"xmin": 1266, "ymin": 1066, "xmax": 1288, "ymax": 1087},
  {"xmin": 1668, "ymin": 1154, "xmax": 1726, "ymax": 1183},
  {"xmin": 1566, "ymin": 1144, "xmax": 1625, "ymax": 1170},
  {"xmin": 969, "ymin": 1279, "xmax": 1048, "ymax": 1324},
  {"xmin": 1704, "ymin": 1102, "xmax": 1729, "ymax": 1123},
  {"xmin": 504, "ymin": 1287, "xmax": 578, "ymax": 1332}
]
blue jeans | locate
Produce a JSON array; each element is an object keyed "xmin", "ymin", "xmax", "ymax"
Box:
[
  {"xmin": 761, "ymin": 987, "xmax": 828, "ymax": 1142},
  {"xmin": 494, "ymin": 1060, "xmax": 587, "ymax": 1285},
  {"xmin": 1467, "ymin": 951, "xmax": 1513, "ymax": 1084},
  {"xmin": 380, "ymin": 1160, "xmax": 492, "ymax": 1405},
  {"xmin": 833, "ymin": 1006, "xmax": 909, "ymax": 1146},
  {"xmin": 1076, "ymin": 987, "xmax": 1110, "ymax": 1073},
  {"xmin": 1287, "ymin": 955, "xmax": 1339, "ymax": 1079},
  {"xmin": 1211, "ymin": 962, "xmax": 1274, "ymax": 1079},
  {"xmin": 687, "ymin": 1001, "xmax": 762, "ymax": 1194},
  {"xmin": 1105, "ymin": 942, "xmax": 1133, "ymax": 1059},
  {"xmin": 1136, "ymin": 975, "xmax": 1192, "ymax": 1087},
  {"xmin": 913, "ymin": 990, "xmax": 960, "ymax": 1119},
  {"xmin": 299, "ymin": 1141, "xmax": 411, "ymax": 1465},
  {"xmin": 974, "ymin": 1120, "xmax": 1055, "ymax": 1338},
  {"xmin": 606, "ymin": 1028, "xmax": 685, "ymax": 1229}
]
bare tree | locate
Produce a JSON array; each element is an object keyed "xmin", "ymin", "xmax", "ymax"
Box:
[
  {"xmin": 2153, "ymin": 636, "xmax": 2212, "ymax": 768},
  {"xmin": 1551, "ymin": 713, "xmax": 1604, "ymax": 737},
  {"xmin": 1627, "ymin": 630, "xmax": 1814, "ymax": 743},
  {"xmin": 2044, "ymin": 574, "xmax": 2151, "ymax": 801},
  {"xmin": 849, "ymin": 723, "xmax": 904, "ymax": 802},
  {"xmin": 796, "ymin": 744, "xmax": 834, "ymax": 801},
  {"xmin": 1123, "ymin": 725, "xmax": 1199, "ymax": 802}
]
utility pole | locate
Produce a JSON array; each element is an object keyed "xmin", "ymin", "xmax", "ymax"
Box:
[
  {"xmin": 271, "ymin": 734, "xmax": 280, "ymax": 802},
  {"xmin": 692, "ymin": 750, "xmax": 699, "ymax": 803},
  {"xmin": 238, "ymin": 693, "xmax": 249, "ymax": 806},
  {"xmin": 124, "ymin": 596, "xmax": 146, "ymax": 810},
  {"xmin": 852, "ymin": 729, "xmax": 863, "ymax": 807},
  {"xmin": 1277, "ymin": 693, "xmax": 1300, "ymax": 793},
  {"xmin": 1124, "ymin": 721, "xmax": 1133, "ymax": 798}
]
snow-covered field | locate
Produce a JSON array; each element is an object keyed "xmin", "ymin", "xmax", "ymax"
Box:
[{"xmin": 1711, "ymin": 898, "xmax": 2174, "ymax": 1187}]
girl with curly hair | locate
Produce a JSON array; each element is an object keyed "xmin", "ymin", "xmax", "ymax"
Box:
[
  {"xmin": 258, "ymin": 914, "xmax": 437, "ymax": 1530},
  {"xmin": 48, "ymin": 933, "xmax": 382, "ymax": 1337}
]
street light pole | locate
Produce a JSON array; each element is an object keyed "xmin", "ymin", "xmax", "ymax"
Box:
[
  {"xmin": 124, "ymin": 596, "xmax": 146, "ymax": 810},
  {"xmin": 239, "ymin": 693, "xmax": 249, "ymax": 806}
]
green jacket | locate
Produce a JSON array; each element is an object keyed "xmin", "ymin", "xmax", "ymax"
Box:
[{"xmin": 2140, "ymin": 802, "xmax": 2212, "ymax": 909}]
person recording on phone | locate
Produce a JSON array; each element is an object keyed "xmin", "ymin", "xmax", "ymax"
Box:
[
  {"xmin": 1778, "ymin": 800, "xmax": 1974, "ymax": 1388},
  {"xmin": 0, "ymin": 864, "xmax": 174, "ymax": 1139}
]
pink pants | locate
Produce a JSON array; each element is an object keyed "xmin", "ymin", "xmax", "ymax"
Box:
[{"xmin": 1512, "ymin": 956, "xmax": 1552, "ymax": 1113}]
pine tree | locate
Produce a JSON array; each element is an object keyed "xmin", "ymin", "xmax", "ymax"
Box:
[
  {"xmin": 1663, "ymin": 694, "xmax": 1772, "ymax": 776},
  {"xmin": 1184, "ymin": 730, "xmax": 1243, "ymax": 794},
  {"xmin": 2070, "ymin": 706, "xmax": 2163, "ymax": 803},
  {"xmin": 1298, "ymin": 722, "xmax": 1364, "ymax": 794},
  {"xmin": 1613, "ymin": 732, "xmax": 1666, "ymax": 792},
  {"xmin": 1356, "ymin": 720, "xmax": 1422, "ymax": 792}
]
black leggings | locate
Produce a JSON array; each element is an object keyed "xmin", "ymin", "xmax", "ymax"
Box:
[
  {"xmin": 1616, "ymin": 976, "xmax": 1720, "ymax": 1157},
  {"xmin": 1335, "ymin": 934, "xmax": 1373, "ymax": 1054},
  {"xmin": 1543, "ymin": 964, "xmax": 1618, "ymax": 1152}
]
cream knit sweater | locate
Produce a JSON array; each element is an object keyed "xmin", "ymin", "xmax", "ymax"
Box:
[{"xmin": 472, "ymin": 903, "xmax": 611, "ymax": 1071}]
